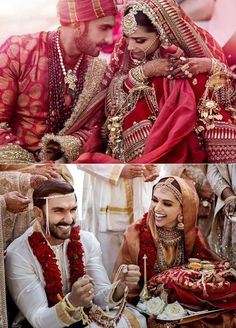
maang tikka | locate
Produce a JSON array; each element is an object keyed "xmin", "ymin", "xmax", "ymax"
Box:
[{"xmin": 122, "ymin": 9, "xmax": 138, "ymax": 35}]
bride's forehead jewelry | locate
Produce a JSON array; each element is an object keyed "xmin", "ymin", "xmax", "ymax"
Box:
[
  {"xmin": 154, "ymin": 178, "xmax": 183, "ymax": 205},
  {"xmin": 122, "ymin": 9, "xmax": 138, "ymax": 35}
]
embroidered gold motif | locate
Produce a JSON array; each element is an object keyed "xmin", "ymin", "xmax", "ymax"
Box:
[
  {"xmin": 122, "ymin": 11, "xmax": 138, "ymax": 35},
  {"xmin": 0, "ymin": 144, "xmax": 35, "ymax": 164},
  {"xmin": 60, "ymin": 57, "xmax": 106, "ymax": 135},
  {"xmin": 40, "ymin": 135, "xmax": 81, "ymax": 162}
]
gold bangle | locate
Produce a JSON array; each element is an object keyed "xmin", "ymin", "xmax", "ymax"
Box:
[
  {"xmin": 62, "ymin": 294, "xmax": 91, "ymax": 325},
  {"xmin": 130, "ymin": 65, "xmax": 148, "ymax": 84},
  {"xmin": 210, "ymin": 58, "xmax": 228, "ymax": 75},
  {"xmin": 224, "ymin": 195, "xmax": 236, "ymax": 203},
  {"xmin": 64, "ymin": 293, "xmax": 81, "ymax": 312},
  {"xmin": 56, "ymin": 302, "xmax": 77, "ymax": 325}
]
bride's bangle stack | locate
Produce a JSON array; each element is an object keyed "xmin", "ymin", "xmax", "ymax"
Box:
[
  {"xmin": 210, "ymin": 58, "xmax": 228, "ymax": 75},
  {"xmin": 128, "ymin": 65, "xmax": 148, "ymax": 85}
]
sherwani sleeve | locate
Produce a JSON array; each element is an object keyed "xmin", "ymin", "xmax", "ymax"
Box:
[
  {"xmin": 0, "ymin": 37, "xmax": 35, "ymax": 162},
  {"xmin": 5, "ymin": 240, "xmax": 68, "ymax": 328},
  {"xmin": 207, "ymin": 164, "xmax": 230, "ymax": 198},
  {"xmin": 0, "ymin": 37, "xmax": 22, "ymax": 146}
]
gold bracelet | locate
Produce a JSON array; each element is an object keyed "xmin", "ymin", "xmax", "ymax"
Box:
[
  {"xmin": 224, "ymin": 195, "xmax": 236, "ymax": 203},
  {"xmin": 64, "ymin": 293, "xmax": 82, "ymax": 312},
  {"xmin": 62, "ymin": 294, "xmax": 91, "ymax": 325},
  {"xmin": 56, "ymin": 301, "xmax": 77, "ymax": 325},
  {"xmin": 130, "ymin": 65, "xmax": 148, "ymax": 84},
  {"xmin": 210, "ymin": 58, "xmax": 228, "ymax": 75}
]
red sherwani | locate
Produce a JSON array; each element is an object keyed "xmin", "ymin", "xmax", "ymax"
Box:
[
  {"xmin": 0, "ymin": 32, "xmax": 106, "ymax": 162},
  {"xmin": 0, "ymin": 32, "xmax": 50, "ymax": 152}
]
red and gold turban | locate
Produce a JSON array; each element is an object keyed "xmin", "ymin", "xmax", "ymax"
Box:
[{"xmin": 57, "ymin": 0, "xmax": 117, "ymax": 24}]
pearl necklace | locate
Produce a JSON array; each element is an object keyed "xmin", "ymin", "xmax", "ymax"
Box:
[{"xmin": 56, "ymin": 29, "xmax": 83, "ymax": 92}]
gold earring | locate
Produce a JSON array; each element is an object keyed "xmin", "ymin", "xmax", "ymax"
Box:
[{"xmin": 177, "ymin": 214, "xmax": 184, "ymax": 230}]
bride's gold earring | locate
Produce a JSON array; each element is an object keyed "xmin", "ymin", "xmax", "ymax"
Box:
[{"xmin": 177, "ymin": 214, "xmax": 184, "ymax": 230}]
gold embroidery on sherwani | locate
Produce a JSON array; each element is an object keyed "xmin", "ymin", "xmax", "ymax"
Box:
[
  {"xmin": 40, "ymin": 57, "xmax": 106, "ymax": 161},
  {"xmin": 109, "ymin": 165, "xmax": 123, "ymax": 185},
  {"xmin": 59, "ymin": 57, "xmax": 106, "ymax": 134},
  {"xmin": 40, "ymin": 135, "xmax": 81, "ymax": 162},
  {"xmin": 0, "ymin": 144, "xmax": 35, "ymax": 164}
]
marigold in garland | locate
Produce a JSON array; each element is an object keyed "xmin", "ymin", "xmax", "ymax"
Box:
[{"xmin": 28, "ymin": 226, "xmax": 85, "ymax": 306}]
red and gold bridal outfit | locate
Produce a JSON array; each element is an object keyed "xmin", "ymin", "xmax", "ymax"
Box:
[
  {"xmin": 76, "ymin": 0, "xmax": 236, "ymax": 164},
  {"xmin": 112, "ymin": 176, "xmax": 236, "ymax": 326},
  {"xmin": 0, "ymin": 31, "xmax": 107, "ymax": 163},
  {"xmin": 104, "ymin": 55, "xmax": 209, "ymax": 163}
]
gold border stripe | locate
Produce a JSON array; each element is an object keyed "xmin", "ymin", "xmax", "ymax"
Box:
[
  {"xmin": 123, "ymin": 309, "xmax": 142, "ymax": 328},
  {"xmin": 124, "ymin": 179, "xmax": 134, "ymax": 224},
  {"xmin": 92, "ymin": 0, "xmax": 105, "ymax": 18},
  {"xmin": 109, "ymin": 165, "xmax": 123, "ymax": 185},
  {"xmin": 100, "ymin": 206, "xmax": 130, "ymax": 212},
  {"xmin": 66, "ymin": 0, "xmax": 78, "ymax": 22}
]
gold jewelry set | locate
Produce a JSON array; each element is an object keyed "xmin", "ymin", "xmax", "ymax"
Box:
[
  {"xmin": 177, "ymin": 214, "xmax": 184, "ymax": 230},
  {"xmin": 122, "ymin": 2, "xmax": 170, "ymax": 48},
  {"xmin": 180, "ymin": 62, "xmax": 193, "ymax": 79},
  {"xmin": 122, "ymin": 10, "xmax": 138, "ymax": 36},
  {"xmin": 106, "ymin": 67, "xmax": 158, "ymax": 160},
  {"xmin": 196, "ymin": 58, "xmax": 236, "ymax": 134},
  {"xmin": 155, "ymin": 227, "xmax": 184, "ymax": 273},
  {"xmin": 129, "ymin": 65, "xmax": 148, "ymax": 84},
  {"xmin": 56, "ymin": 29, "xmax": 84, "ymax": 93}
]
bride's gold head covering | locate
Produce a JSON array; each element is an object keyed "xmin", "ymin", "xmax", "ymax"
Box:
[
  {"xmin": 122, "ymin": 0, "xmax": 226, "ymax": 61},
  {"xmin": 148, "ymin": 176, "xmax": 199, "ymax": 257}
]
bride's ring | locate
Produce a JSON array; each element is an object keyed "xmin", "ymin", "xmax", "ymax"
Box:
[{"xmin": 181, "ymin": 64, "xmax": 189, "ymax": 72}]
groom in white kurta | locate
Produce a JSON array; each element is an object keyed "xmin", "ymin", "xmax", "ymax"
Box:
[{"xmin": 5, "ymin": 179, "xmax": 146, "ymax": 328}]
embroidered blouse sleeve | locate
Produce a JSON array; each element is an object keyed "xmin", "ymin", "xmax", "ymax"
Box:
[{"xmin": 5, "ymin": 237, "xmax": 70, "ymax": 328}]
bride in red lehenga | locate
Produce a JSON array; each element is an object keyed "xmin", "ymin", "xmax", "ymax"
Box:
[
  {"xmin": 112, "ymin": 176, "xmax": 236, "ymax": 327},
  {"xmin": 73, "ymin": 0, "xmax": 236, "ymax": 163}
]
